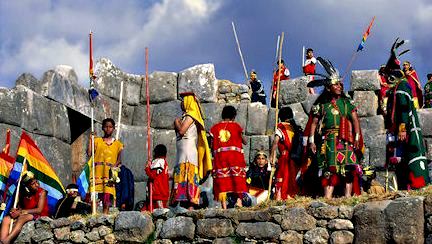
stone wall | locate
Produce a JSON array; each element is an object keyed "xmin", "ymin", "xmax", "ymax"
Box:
[
  {"xmin": 1, "ymin": 59, "xmax": 432, "ymax": 205},
  {"xmin": 13, "ymin": 196, "xmax": 432, "ymax": 243}
]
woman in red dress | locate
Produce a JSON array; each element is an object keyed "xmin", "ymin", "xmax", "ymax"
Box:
[
  {"xmin": 210, "ymin": 106, "xmax": 248, "ymax": 209},
  {"xmin": 270, "ymin": 107, "xmax": 300, "ymax": 200},
  {"xmin": 1, "ymin": 171, "xmax": 49, "ymax": 244}
]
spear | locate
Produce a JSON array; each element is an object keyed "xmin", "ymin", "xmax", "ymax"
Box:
[
  {"xmin": 267, "ymin": 32, "xmax": 284, "ymax": 201},
  {"xmin": 89, "ymin": 31, "xmax": 97, "ymax": 215},
  {"xmin": 145, "ymin": 47, "xmax": 153, "ymax": 212},
  {"xmin": 231, "ymin": 21, "xmax": 248, "ymax": 81}
]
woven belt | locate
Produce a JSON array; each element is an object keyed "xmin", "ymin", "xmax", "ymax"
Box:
[{"xmin": 214, "ymin": 146, "xmax": 244, "ymax": 154}]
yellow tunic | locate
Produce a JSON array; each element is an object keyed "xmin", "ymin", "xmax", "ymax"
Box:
[{"xmin": 90, "ymin": 137, "xmax": 123, "ymax": 197}]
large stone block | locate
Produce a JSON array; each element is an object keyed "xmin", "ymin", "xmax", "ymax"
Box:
[
  {"xmin": 367, "ymin": 134, "xmax": 386, "ymax": 168},
  {"xmin": 353, "ymin": 91, "xmax": 378, "ymax": 117},
  {"xmin": 151, "ymin": 101, "xmax": 182, "ymax": 130},
  {"xmin": 178, "ymin": 64, "xmax": 218, "ymax": 103},
  {"xmin": 278, "ymin": 76, "xmax": 309, "ymax": 106},
  {"xmin": 249, "ymin": 136, "xmax": 270, "ymax": 164},
  {"xmin": 114, "ymin": 212, "xmax": 154, "ymax": 242},
  {"xmin": 359, "ymin": 115, "xmax": 385, "ymax": 143},
  {"xmin": 94, "ymin": 94, "xmax": 134, "ymax": 125},
  {"xmin": 201, "ymin": 103, "xmax": 247, "ymax": 130},
  {"xmin": 118, "ymin": 125, "xmax": 148, "ymax": 181},
  {"xmin": 302, "ymin": 93, "xmax": 320, "ymax": 115},
  {"xmin": 140, "ymin": 71, "xmax": 178, "ymax": 104},
  {"xmin": 15, "ymin": 73, "xmax": 41, "ymax": 93},
  {"xmin": 0, "ymin": 87, "xmax": 24, "ymax": 127},
  {"xmin": 266, "ymin": 108, "xmax": 276, "ymax": 135},
  {"xmin": 95, "ymin": 58, "xmax": 143, "ymax": 105},
  {"xmin": 277, "ymin": 208, "xmax": 316, "ymax": 231},
  {"xmin": 134, "ymin": 181, "xmax": 147, "ymax": 204},
  {"xmin": 246, "ymin": 103, "xmax": 268, "ymax": 135},
  {"xmin": 287, "ymin": 103, "xmax": 308, "ymax": 130},
  {"xmin": 384, "ymin": 197, "xmax": 424, "ymax": 244},
  {"xmin": 303, "ymin": 227, "xmax": 329, "ymax": 244},
  {"xmin": 425, "ymin": 138, "xmax": 432, "ymax": 161},
  {"xmin": 32, "ymin": 134, "xmax": 72, "ymax": 187},
  {"xmin": 40, "ymin": 69, "xmax": 76, "ymax": 109},
  {"xmin": 236, "ymin": 222, "xmax": 281, "ymax": 240},
  {"xmin": 418, "ymin": 109, "xmax": 432, "ymax": 137},
  {"xmin": 160, "ymin": 216, "xmax": 195, "ymax": 240},
  {"xmin": 350, "ymin": 70, "xmax": 381, "ymax": 91},
  {"xmin": 131, "ymin": 105, "xmax": 151, "ymax": 126},
  {"xmin": 353, "ymin": 200, "xmax": 391, "ymax": 244},
  {"xmin": 152, "ymin": 129, "xmax": 177, "ymax": 170},
  {"xmin": 196, "ymin": 219, "xmax": 234, "ymax": 238}
]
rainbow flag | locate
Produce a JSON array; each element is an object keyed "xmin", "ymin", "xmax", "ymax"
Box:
[
  {"xmin": 77, "ymin": 159, "xmax": 91, "ymax": 199},
  {"xmin": 357, "ymin": 16, "xmax": 376, "ymax": 52},
  {"xmin": 3, "ymin": 132, "xmax": 65, "ymax": 216},
  {"xmin": 0, "ymin": 130, "xmax": 14, "ymax": 195}
]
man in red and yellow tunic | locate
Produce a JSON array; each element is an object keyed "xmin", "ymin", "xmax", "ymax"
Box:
[
  {"xmin": 402, "ymin": 61, "xmax": 423, "ymax": 109},
  {"xmin": 271, "ymin": 59, "xmax": 290, "ymax": 108}
]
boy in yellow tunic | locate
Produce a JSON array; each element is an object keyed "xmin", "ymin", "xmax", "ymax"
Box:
[{"xmin": 88, "ymin": 118, "xmax": 123, "ymax": 214}]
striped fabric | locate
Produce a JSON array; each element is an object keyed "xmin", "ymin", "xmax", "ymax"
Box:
[
  {"xmin": 77, "ymin": 159, "xmax": 90, "ymax": 199},
  {"xmin": 0, "ymin": 130, "xmax": 14, "ymax": 194}
]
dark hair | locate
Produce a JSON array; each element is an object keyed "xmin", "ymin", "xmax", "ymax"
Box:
[
  {"xmin": 102, "ymin": 118, "xmax": 115, "ymax": 127},
  {"xmin": 222, "ymin": 106, "xmax": 237, "ymax": 120},
  {"xmin": 279, "ymin": 107, "xmax": 294, "ymax": 122},
  {"xmin": 277, "ymin": 59, "xmax": 285, "ymax": 65},
  {"xmin": 428, "ymin": 74, "xmax": 432, "ymax": 80},
  {"xmin": 306, "ymin": 48, "xmax": 313, "ymax": 53},
  {"xmin": 154, "ymin": 144, "xmax": 167, "ymax": 158}
]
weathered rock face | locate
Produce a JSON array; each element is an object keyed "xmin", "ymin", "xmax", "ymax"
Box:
[
  {"xmin": 249, "ymin": 136, "xmax": 270, "ymax": 164},
  {"xmin": 287, "ymin": 102, "xmax": 309, "ymax": 130},
  {"xmin": 246, "ymin": 103, "xmax": 268, "ymax": 135},
  {"xmin": 196, "ymin": 219, "xmax": 234, "ymax": 238},
  {"xmin": 118, "ymin": 125, "xmax": 148, "ymax": 181},
  {"xmin": 151, "ymin": 100, "xmax": 182, "ymax": 130},
  {"xmin": 418, "ymin": 109, "xmax": 432, "ymax": 137},
  {"xmin": 350, "ymin": 70, "xmax": 381, "ymax": 91},
  {"xmin": 278, "ymin": 76, "xmax": 309, "ymax": 106},
  {"xmin": 160, "ymin": 216, "xmax": 195, "ymax": 240},
  {"xmin": 178, "ymin": 64, "xmax": 218, "ymax": 103},
  {"xmin": 141, "ymin": 71, "xmax": 178, "ymax": 104},
  {"xmin": 95, "ymin": 58, "xmax": 143, "ymax": 106},
  {"xmin": 236, "ymin": 222, "xmax": 282, "ymax": 240},
  {"xmin": 353, "ymin": 91, "xmax": 378, "ymax": 117},
  {"xmin": 114, "ymin": 211, "xmax": 154, "ymax": 242},
  {"xmin": 15, "ymin": 73, "xmax": 41, "ymax": 93},
  {"xmin": 277, "ymin": 208, "xmax": 316, "ymax": 231}
]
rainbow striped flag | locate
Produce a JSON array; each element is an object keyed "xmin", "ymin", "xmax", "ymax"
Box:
[
  {"xmin": 3, "ymin": 132, "xmax": 65, "ymax": 216},
  {"xmin": 0, "ymin": 130, "xmax": 14, "ymax": 195},
  {"xmin": 357, "ymin": 16, "xmax": 376, "ymax": 52},
  {"xmin": 77, "ymin": 159, "xmax": 91, "ymax": 199}
]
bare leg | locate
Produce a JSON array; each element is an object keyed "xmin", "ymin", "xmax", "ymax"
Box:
[
  {"xmin": 345, "ymin": 183, "xmax": 353, "ymax": 197},
  {"xmin": 221, "ymin": 200, "xmax": 227, "ymax": 210},
  {"xmin": 0, "ymin": 216, "xmax": 12, "ymax": 242},
  {"xmin": 324, "ymin": 185, "xmax": 334, "ymax": 199},
  {"xmin": 235, "ymin": 198, "xmax": 243, "ymax": 208},
  {"xmin": 103, "ymin": 204, "xmax": 109, "ymax": 214},
  {"xmin": 2, "ymin": 214, "xmax": 33, "ymax": 244}
]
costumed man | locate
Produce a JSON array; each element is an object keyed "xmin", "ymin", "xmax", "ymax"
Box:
[
  {"xmin": 382, "ymin": 38, "xmax": 430, "ymax": 189},
  {"xmin": 424, "ymin": 73, "xmax": 432, "ymax": 108},
  {"xmin": 248, "ymin": 71, "xmax": 267, "ymax": 105},
  {"xmin": 303, "ymin": 48, "xmax": 317, "ymax": 94},
  {"xmin": 271, "ymin": 59, "xmax": 290, "ymax": 108},
  {"xmin": 306, "ymin": 57, "xmax": 364, "ymax": 199},
  {"xmin": 402, "ymin": 61, "xmax": 423, "ymax": 109},
  {"xmin": 54, "ymin": 184, "xmax": 91, "ymax": 218},
  {"xmin": 378, "ymin": 65, "xmax": 391, "ymax": 115}
]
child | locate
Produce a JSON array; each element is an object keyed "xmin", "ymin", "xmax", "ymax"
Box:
[
  {"xmin": 87, "ymin": 118, "xmax": 123, "ymax": 214},
  {"xmin": 210, "ymin": 105, "xmax": 248, "ymax": 209},
  {"xmin": 247, "ymin": 151, "xmax": 271, "ymax": 190},
  {"xmin": 270, "ymin": 107, "xmax": 300, "ymax": 200},
  {"xmin": 246, "ymin": 151, "xmax": 271, "ymax": 204},
  {"xmin": 145, "ymin": 144, "xmax": 170, "ymax": 209}
]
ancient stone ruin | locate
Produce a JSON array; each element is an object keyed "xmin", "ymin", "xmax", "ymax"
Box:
[{"xmin": 1, "ymin": 58, "xmax": 432, "ymax": 243}]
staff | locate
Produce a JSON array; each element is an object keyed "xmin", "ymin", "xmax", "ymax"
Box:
[
  {"xmin": 89, "ymin": 31, "xmax": 97, "ymax": 215},
  {"xmin": 231, "ymin": 21, "xmax": 248, "ymax": 80},
  {"xmin": 145, "ymin": 47, "xmax": 153, "ymax": 212}
]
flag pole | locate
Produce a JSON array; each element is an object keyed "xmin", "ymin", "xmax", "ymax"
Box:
[
  {"xmin": 269, "ymin": 35, "xmax": 280, "ymax": 104},
  {"xmin": 89, "ymin": 31, "xmax": 97, "ymax": 215},
  {"xmin": 116, "ymin": 81, "xmax": 124, "ymax": 140},
  {"xmin": 231, "ymin": 21, "xmax": 248, "ymax": 81},
  {"xmin": 145, "ymin": 47, "xmax": 153, "ymax": 212},
  {"xmin": 9, "ymin": 159, "xmax": 27, "ymax": 233},
  {"xmin": 302, "ymin": 46, "xmax": 305, "ymax": 68},
  {"xmin": 267, "ymin": 32, "xmax": 284, "ymax": 201}
]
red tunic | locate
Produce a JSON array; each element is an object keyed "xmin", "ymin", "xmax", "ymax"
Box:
[
  {"xmin": 405, "ymin": 69, "xmax": 423, "ymax": 108},
  {"xmin": 303, "ymin": 58, "xmax": 316, "ymax": 75},
  {"xmin": 145, "ymin": 157, "xmax": 170, "ymax": 201},
  {"xmin": 210, "ymin": 121, "xmax": 247, "ymax": 198},
  {"xmin": 272, "ymin": 66, "xmax": 290, "ymax": 92},
  {"xmin": 275, "ymin": 122, "xmax": 299, "ymax": 199},
  {"xmin": 20, "ymin": 187, "xmax": 49, "ymax": 219}
]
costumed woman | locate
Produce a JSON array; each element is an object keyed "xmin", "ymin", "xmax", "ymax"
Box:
[
  {"xmin": 306, "ymin": 57, "xmax": 364, "ymax": 199},
  {"xmin": 171, "ymin": 92, "xmax": 212, "ymax": 209},
  {"xmin": 1, "ymin": 171, "xmax": 49, "ymax": 244}
]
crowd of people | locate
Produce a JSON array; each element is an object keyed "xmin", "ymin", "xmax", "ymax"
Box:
[{"xmin": 1, "ymin": 41, "xmax": 431, "ymax": 243}]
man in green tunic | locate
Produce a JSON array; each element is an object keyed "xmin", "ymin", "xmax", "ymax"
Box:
[
  {"xmin": 307, "ymin": 57, "xmax": 364, "ymax": 199},
  {"xmin": 424, "ymin": 74, "xmax": 432, "ymax": 108},
  {"xmin": 383, "ymin": 39, "xmax": 430, "ymax": 189}
]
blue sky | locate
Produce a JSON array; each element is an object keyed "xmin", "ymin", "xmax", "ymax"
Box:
[{"xmin": 1, "ymin": 0, "xmax": 431, "ymax": 93}]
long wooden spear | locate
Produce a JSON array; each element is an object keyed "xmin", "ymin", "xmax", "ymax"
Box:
[
  {"xmin": 9, "ymin": 159, "xmax": 27, "ymax": 233},
  {"xmin": 145, "ymin": 47, "xmax": 153, "ymax": 212},
  {"xmin": 267, "ymin": 32, "xmax": 284, "ymax": 201},
  {"xmin": 231, "ymin": 21, "xmax": 248, "ymax": 81},
  {"xmin": 115, "ymin": 81, "xmax": 124, "ymax": 140},
  {"xmin": 89, "ymin": 31, "xmax": 97, "ymax": 215}
]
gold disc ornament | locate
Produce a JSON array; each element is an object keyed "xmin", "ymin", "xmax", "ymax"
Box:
[{"xmin": 218, "ymin": 129, "xmax": 231, "ymax": 142}]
